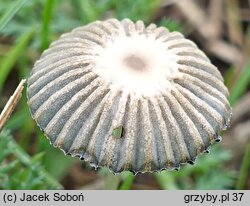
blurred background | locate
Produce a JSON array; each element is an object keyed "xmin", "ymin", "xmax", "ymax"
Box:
[{"xmin": 0, "ymin": 0, "xmax": 249, "ymax": 190}]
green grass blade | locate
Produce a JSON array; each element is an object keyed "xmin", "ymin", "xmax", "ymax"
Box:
[
  {"xmin": 119, "ymin": 171, "xmax": 135, "ymax": 190},
  {"xmin": 155, "ymin": 172, "xmax": 178, "ymax": 190},
  {"xmin": 160, "ymin": 18, "xmax": 182, "ymax": 32},
  {"xmin": 224, "ymin": 67, "xmax": 235, "ymax": 88},
  {"xmin": 70, "ymin": 0, "xmax": 86, "ymax": 22},
  {"xmin": 0, "ymin": 160, "xmax": 18, "ymax": 173},
  {"xmin": 70, "ymin": 0, "xmax": 98, "ymax": 23},
  {"xmin": 236, "ymin": 143, "xmax": 250, "ymax": 189},
  {"xmin": 0, "ymin": 0, "xmax": 30, "ymax": 32},
  {"xmin": 229, "ymin": 62, "xmax": 250, "ymax": 105},
  {"xmin": 0, "ymin": 29, "xmax": 34, "ymax": 94},
  {"xmin": 41, "ymin": 0, "xmax": 55, "ymax": 50},
  {"xmin": 104, "ymin": 173, "xmax": 120, "ymax": 190},
  {"xmin": 0, "ymin": 130, "xmax": 63, "ymax": 189}
]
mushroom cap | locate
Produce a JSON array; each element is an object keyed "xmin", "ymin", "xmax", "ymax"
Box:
[{"xmin": 27, "ymin": 18, "xmax": 231, "ymax": 173}]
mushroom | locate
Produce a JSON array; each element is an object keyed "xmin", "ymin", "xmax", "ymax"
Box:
[{"xmin": 27, "ymin": 18, "xmax": 231, "ymax": 173}]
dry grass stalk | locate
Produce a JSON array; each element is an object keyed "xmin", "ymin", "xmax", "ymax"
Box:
[
  {"xmin": 175, "ymin": 0, "xmax": 243, "ymax": 65},
  {"xmin": 0, "ymin": 79, "xmax": 26, "ymax": 132},
  {"xmin": 226, "ymin": 0, "xmax": 244, "ymax": 47},
  {"xmin": 209, "ymin": 0, "xmax": 224, "ymax": 38}
]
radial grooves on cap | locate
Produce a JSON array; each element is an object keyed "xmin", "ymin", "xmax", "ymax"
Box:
[
  {"xmin": 146, "ymin": 23, "xmax": 157, "ymax": 32},
  {"xmin": 30, "ymin": 57, "xmax": 91, "ymax": 83},
  {"xmin": 52, "ymin": 37, "xmax": 97, "ymax": 48},
  {"xmin": 178, "ymin": 73, "xmax": 229, "ymax": 108},
  {"xmin": 60, "ymin": 32, "xmax": 104, "ymax": 46},
  {"xmin": 104, "ymin": 20, "xmax": 123, "ymax": 35},
  {"xmin": 172, "ymin": 88, "xmax": 215, "ymax": 146},
  {"xmin": 171, "ymin": 47, "xmax": 209, "ymax": 62},
  {"xmin": 140, "ymin": 99, "xmax": 154, "ymax": 171},
  {"xmin": 42, "ymin": 38, "xmax": 96, "ymax": 52},
  {"xmin": 111, "ymin": 94, "xmax": 131, "ymax": 172},
  {"xmin": 153, "ymin": 27, "xmax": 169, "ymax": 39},
  {"xmin": 147, "ymin": 101, "xmax": 163, "ymax": 170},
  {"xmin": 66, "ymin": 103, "xmax": 105, "ymax": 159},
  {"xmin": 68, "ymin": 92, "xmax": 109, "ymax": 157},
  {"xmin": 29, "ymin": 70, "xmax": 86, "ymax": 115},
  {"xmin": 108, "ymin": 19, "xmax": 127, "ymax": 36},
  {"xmin": 134, "ymin": 100, "xmax": 149, "ymax": 171},
  {"xmin": 85, "ymin": 91, "xmax": 121, "ymax": 165},
  {"xmin": 42, "ymin": 45, "xmax": 98, "ymax": 58},
  {"xmin": 135, "ymin": 20, "xmax": 145, "ymax": 34},
  {"xmin": 131, "ymin": 100, "xmax": 143, "ymax": 172},
  {"xmin": 29, "ymin": 64, "xmax": 91, "ymax": 96},
  {"xmin": 44, "ymin": 78, "xmax": 102, "ymax": 142},
  {"xmin": 158, "ymin": 96, "xmax": 190, "ymax": 164},
  {"xmin": 174, "ymin": 83, "xmax": 223, "ymax": 136},
  {"xmin": 27, "ymin": 18, "xmax": 231, "ymax": 173},
  {"xmin": 165, "ymin": 39, "xmax": 197, "ymax": 49},
  {"xmin": 96, "ymin": 21, "xmax": 116, "ymax": 35},
  {"xmin": 36, "ymin": 53, "xmax": 92, "ymax": 74},
  {"xmin": 53, "ymin": 87, "xmax": 110, "ymax": 151},
  {"xmin": 32, "ymin": 73, "xmax": 98, "ymax": 129},
  {"xmin": 39, "ymin": 48, "xmax": 93, "ymax": 64},
  {"xmin": 167, "ymin": 91, "xmax": 204, "ymax": 159},
  {"xmin": 98, "ymin": 92, "xmax": 128, "ymax": 169},
  {"xmin": 73, "ymin": 32, "xmax": 104, "ymax": 46},
  {"xmin": 123, "ymin": 97, "xmax": 139, "ymax": 171},
  {"xmin": 121, "ymin": 19, "xmax": 136, "ymax": 36},
  {"xmin": 171, "ymin": 89, "xmax": 208, "ymax": 150},
  {"xmin": 175, "ymin": 77, "xmax": 228, "ymax": 123},
  {"xmin": 157, "ymin": 32, "xmax": 183, "ymax": 42},
  {"xmin": 179, "ymin": 66, "xmax": 228, "ymax": 97},
  {"xmin": 174, "ymin": 79, "xmax": 225, "ymax": 122},
  {"xmin": 29, "ymin": 70, "xmax": 95, "ymax": 111},
  {"xmin": 105, "ymin": 18, "xmax": 120, "ymax": 29},
  {"xmin": 78, "ymin": 21, "xmax": 122, "ymax": 43},
  {"xmin": 111, "ymin": 120, "xmax": 127, "ymax": 172},
  {"xmin": 148, "ymin": 99, "xmax": 174, "ymax": 170},
  {"xmin": 83, "ymin": 26, "xmax": 114, "ymax": 40},
  {"xmin": 81, "ymin": 26, "xmax": 108, "ymax": 38},
  {"xmin": 177, "ymin": 56, "xmax": 223, "ymax": 80}
]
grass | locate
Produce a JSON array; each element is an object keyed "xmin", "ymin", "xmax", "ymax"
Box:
[
  {"xmin": 40, "ymin": 0, "xmax": 55, "ymax": 50},
  {"xmin": 236, "ymin": 143, "xmax": 250, "ymax": 189},
  {"xmin": 0, "ymin": 0, "xmax": 30, "ymax": 31},
  {"xmin": 0, "ymin": 130, "xmax": 62, "ymax": 189},
  {"xmin": 227, "ymin": 63, "xmax": 250, "ymax": 190},
  {"xmin": 119, "ymin": 172, "xmax": 135, "ymax": 190},
  {"xmin": 229, "ymin": 62, "xmax": 250, "ymax": 106},
  {"xmin": 155, "ymin": 145, "xmax": 235, "ymax": 190},
  {"xmin": 0, "ymin": 29, "xmax": 34, "ymax": 94},
  {"xmin": 0, "ymin": 0, "xmax": 249, "ymax": 190}
]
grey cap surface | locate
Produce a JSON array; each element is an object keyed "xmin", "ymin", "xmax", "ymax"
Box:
[{"xmin": 27, "ymin": 18, "xmax": 231, "ymax": 173}]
